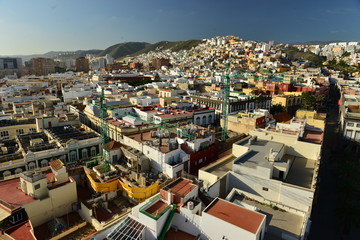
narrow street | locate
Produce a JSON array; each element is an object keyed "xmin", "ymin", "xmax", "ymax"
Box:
[{"xmin": 308, "ymin": 85, "xmax": 341, "ymax": 240}]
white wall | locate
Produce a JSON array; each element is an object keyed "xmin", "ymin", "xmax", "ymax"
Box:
[
  {"xmin": 233, "ymin": 162, "xmax": 272, "ymax": 180},
  {"xmin": 202, "ymin": 210, "xmax": 258, "ymax": 240},
  {"xmin": 250, "ymin": 130, "xmax": 321, "ymax": 160},
  {"xmin": 172, "ymin": 212, "xmax": 202, "ymax": 237},
  {"xmin": 226, "ymin": 172, "xmax": 313, "ymax": 212}
]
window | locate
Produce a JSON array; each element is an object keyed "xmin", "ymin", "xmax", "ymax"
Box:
[
  {"xmin": 196, "ymin": 117, "xmax": 201, "ymax": 125},
  {"xmin": 91, "ymin": 147, "xmax": 96, "ymax": 157},
  {"xmin": 28, "ymin": 162, "xmax": 36, "ymax": 171},
  {"xmin": 82, "ymin": 149, "xmax": 88, "ymax": 159},
  {"xmin": 355, "ymin": 132, "xmax": 360, "ymax": 141},
  {"xmin": 208, "ymin": 115, "xmax": 213, "ymax": 124},
  {"xmin": 347, "ymin": 122, "xmax": 354, "ymax": 127},
  {"xmin": 34, "ymin": 184, "xmax": 40, "ymax": 190},
  {"xmin": 202, "ymin": 115, "xmax": 207, "ymax": 125},
  {"xmin": 41, "ymin": 160, "xmax": 48, "ymax": 168},
  {"xmin": 346, "ymin": 130, "xmax": 353, "ymax": 139},
  {"xmin": 9, "ymin": 212, "xmax": 23, "ymax": 224},
  {"xmin": 29, "ymin": 128, "xmax": 36, "ymax": 133},
  {"xmin": 16, "ymin": 129, "xmax": 24, "ymax": 135},
  {"xmin": 262, "ymin": 187, "xmax": 268, "ymax": 191},
  {"xmin": 0, "ymin": 131, "xmax": 9, "ymax": 137},
  {"xmin": 60, "ymin": 155, "xmax": 67, "ymax": 162},
  {"xmin": 112, "ymin": 155, "xmax": 118, "ymax": 162},
  {"xmin": 70, "ymin": 151, "xmax": 77, "ymax": 162},
  {"xmin": 3, "ymin": 171, "xmax": 11, "ymax": 178}
]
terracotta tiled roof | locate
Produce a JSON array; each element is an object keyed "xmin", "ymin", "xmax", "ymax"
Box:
[
  {"xmin": 49, "ymin": 159, "xmax": 64, "ymax": 171},
  {"xmin": 205, "ymin": 198, "xmax": 265, "ymax": 234},
  {"xmin": 273, "ymin": 112, "xmax": 292, "ymax": 123}
]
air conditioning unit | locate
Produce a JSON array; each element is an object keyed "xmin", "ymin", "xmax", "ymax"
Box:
[{"xmin": 171, "ymin": 225, "xmax": 178, "ymax": 232}]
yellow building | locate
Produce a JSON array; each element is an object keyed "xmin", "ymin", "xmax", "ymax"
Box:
[
  {"xmin": 222, "ymin": 112, "xmax": 266, "ymax": 134},
  {"xmin": 272, "ymin": 93, "xmax": 302, "ymax": 113},
  {"xmin": 159, "ymin": 97, "xmax": 179, "ymax": 107},
  {"xmin": 0, "ymin": 119, "xmax": 37, "ymax": 140},
  {"xmin": 0, "ymin": 159, "xmax": 77, "ymax": 227},
  {"xmin": 85, "ymin": 165, "xmax": 170, "ymax": 203},
  {"xmin": 295, "ymin": 110, "xmax": 326, "ymax": 129}
]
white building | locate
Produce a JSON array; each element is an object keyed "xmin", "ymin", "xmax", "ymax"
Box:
[
  {"xmin": 62, "ymin": 84, "xmax": 93, "ymax": 103},
  {"xmin": 107, "ymin": 178, "xmax": 266, "ymax": 240}
]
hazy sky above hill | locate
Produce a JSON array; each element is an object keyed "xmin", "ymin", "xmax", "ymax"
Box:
[{"xmin": 1, "ymin": 0, "xmax": 360, "ymax": 55}]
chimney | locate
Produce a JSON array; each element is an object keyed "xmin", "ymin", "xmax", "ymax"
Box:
[
  {"xmin": 140, "ymin": 131, "xmax": 143, "ymax": 141},
  {"xmin": 159, "ymin": 137, "xmax": 162, "ymax": 146}
]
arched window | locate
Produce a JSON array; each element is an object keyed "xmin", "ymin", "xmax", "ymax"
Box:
[
  {"xmin": 60, "ymin": 155, "xmax": 67, "ymax": 162},
  {"xmin": 82, "ymin": 148, "xmax": 88, "ymax": 159},
  {"xmin": 28, "ymin": 162, "xmax": 36, "ymax": 171},
  {"xmin": 91, "ymin": 147, "xmax": 97, "ymax": 157},
  {"xmin": 196, "ymin": 117, "xmax": 201, "ymax": 125},
  {"xmin": 3, "ymin": 171, "xmax": 11, "ymax": 178},
  {"xmin": 41, "ymin": 160, "xmax": 48, "ymax": 168},
  {"xmin": 208, "ymin": 115, "xmax": 213, "ymax": 124},
  {"xmin": 70, "ymin": 151, "xmax": 77, "ymax": 162},
  {"xmin": 202, "ymin": 116, "xmax": 207, "ymax": 125}
]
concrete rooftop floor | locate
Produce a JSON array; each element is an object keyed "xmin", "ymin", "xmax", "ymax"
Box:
[
  {"xmin": 284, "ymin": 154, "xmax": 316, "ymax": 189},
  {"xmin": 242, "ymin": 198, "xmax": 304, "ymax": 238},
  {"xmin": 206, "ymin": 155, "xmax": 235, "ymax": 177}
]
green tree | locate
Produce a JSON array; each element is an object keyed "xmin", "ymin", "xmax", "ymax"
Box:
[
  {"xmin": 301, "ymin": 92, "xmax": 316, "ymax": 110},
  {"xmin": 270, "ymin": 104, "xmax": 285, "ymax": 114}
]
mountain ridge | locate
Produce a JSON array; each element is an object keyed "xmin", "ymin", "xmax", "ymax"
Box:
[{"xmin": 0, "ymin": 40, "xmax": 203, "ymax": 62}]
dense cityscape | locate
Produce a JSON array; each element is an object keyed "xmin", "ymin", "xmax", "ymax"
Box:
[{"xmin": 0, "ymin": 33, "xmax": 359, "ymax": 240}]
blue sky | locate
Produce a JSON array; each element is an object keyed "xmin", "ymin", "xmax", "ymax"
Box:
[{"xmin": 1, "ymin": 0, "xmax": 360, "ymax": 55}]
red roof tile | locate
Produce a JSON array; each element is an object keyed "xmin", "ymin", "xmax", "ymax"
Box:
[
  {"xmin": 5, "ymin": 220, "xmax": 35, "ymax": 240},
  {"xmin": 204, "ymin": 198, "xmax": 265, "ymax": 234},
  {"xmin": 49, "ymin": 159, "xmax": 64, "ymax": 171},
  {"xmin": 165, "ymin": 178, "xmax": 196, "ymax": 197},
  {"xmin": 145, "ymin": 200, "xmax": 169, "ymax": 216},
  {"xmin": 0, "ymin": 179, "xmax": 36, "ymax": 210}
]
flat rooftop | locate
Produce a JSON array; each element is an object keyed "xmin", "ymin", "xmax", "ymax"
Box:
[
  {"xmin": 128, "ymin": 131, "xmax": 178, "ymax": 153},
  {"xmin": 107, "ymin": 217, "xmax": 145, "ymax": 240},
  {"xmin": 0, "ymin": 178, "xmax": 36, "ymax": 210},
  {"xmin": 144, "ymin": 200, "xmax": 169, "ymax": 216},
  {"xmin": 45, "ymin": 126, "xmax": 98, "ymax": 144},
  {"xmin": 165, "ymin": 228, "xmax": 197, "ymax": 240},
  {"xmin": 301, "ymin": 130, "xmax": 323, "ymax": 144},
  {"xmin": 0, "ymin": 119, "xmax": 35, "ymax": 127},
  {"xmin": 204, "ymin": 198, "xmax": 265, "ymax": 234},
  {"xmin": 33, "ymin": 212, "xmax": 82, "ymax": 240},
  {"xmin": 241, "ymin": 196, "xmax": 304, "ymax": 238},
  {"xmin": 284, "ymin": 154, "xmax": 316, "ymax": 189},
  {"xmin": 205, "ymin": 155, "xmax": 235, "ymax": 177},
  {"xmin": 163, "ymin": 178, "xmax": 196, "ymax": 197},
  {"xmin": 18, "ymin": 132, "xmax": 57, "ymax": 153},
  {"xmin": 234, "ymin": 139, "xmax": 285, "ymax": 169},
  {"xmin": 0, "ymin": 152, "xmax": 23, "ymax": 164},
  {"xmin": 5, "ymin": 220, "xmax": 35, "ymax": 240}
]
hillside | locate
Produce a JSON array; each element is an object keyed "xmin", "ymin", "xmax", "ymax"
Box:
[
  {"xmin": 129, "ymin": 40, "xmax": 203, "ymax": 57},
  {"xmin": 285, "ymin": 47, "xmax": 326, "ymax": 67},
  {"xmin": 0, "ymin": 40, "xmax": 202, "ymax": 61},
  {"xmin": 99, "ymin": 40, "xmax": 203, "ymax": 59},
  {"xmin": 97, "ymin": 42, "xmax": 150, "ymax": 59},
  {"xmin": 0, "ymin": 49, "xmax": 102, "ymax": 62}
]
